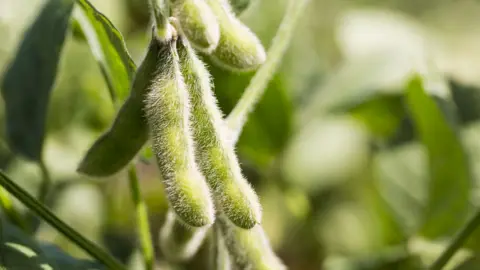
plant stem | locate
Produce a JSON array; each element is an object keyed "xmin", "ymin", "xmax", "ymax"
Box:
[
  {"xmin": 128, "ymin": 164, "xmax": 155, "ymax": 270},
  {"xmin": 37, "ymin": 160, "xmax": 52, "ymax": 204},
  {"xmin": 0, "ymin": 186, "xmax": 28, "ymax": 231},
  {"xmin": 148, "ymin": 0, "xmax": 170, "ymax": 38},
  {"xmin": 225, "ymin": 0, "xmax": 311, "ymax": 142},
  {"xmin": 0, "ymin": 170, "xmax": 126, "ymax": 270},
  {"xmin": 429, "ymin": 209, "xmax": 480, "ymax": 270}
]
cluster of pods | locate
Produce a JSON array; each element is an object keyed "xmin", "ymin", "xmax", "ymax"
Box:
[{"xmin": 77, "ymin": 0, "xmax": 286, "ymax": 269}]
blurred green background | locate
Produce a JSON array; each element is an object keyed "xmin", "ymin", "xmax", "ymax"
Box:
[{"xmin": 3, "ymin": 0, "xmax": 480, "ymax": 269}]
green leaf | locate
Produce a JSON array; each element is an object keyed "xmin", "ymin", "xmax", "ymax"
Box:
[
  {"xmin": 1, "ymin": 0, "xmax": 75, "ymax": 161},
  {"xmin": 408, "ymin": 237, "xmax": 473, "ymax": 269},
  {"xmin": 349, "ymin": 94, "xmax": 405, "ymax": 139},
  {"xmin": 0, "ymin": 220, "xmax": 104, "ymax": 270},
  {"xmin": 229, "ymin": 0, "xmax": 251, "ymax": 15},
  {"xmin": 405, "ymin": 76, "xmax": 471, "ymax": 238},
  {"xmin": 449, "ymin": 79, "xmax": 480, "ymax": 126},
  {"xmin": 452, "ymin": 257, "xmax": 480, "ymax": 270},
  {"xmin": 322, "ymin": 248, "xmax": 420, "ymax": 270},
  {"xmin": 39, "ymin": 243, "xmax": 105, "ymax": 270},
  {"xmin": 374, "ymin": 143, "xmax": 427, "ymax": 236},
  {"xmin": 74, "ymin": 0, "xmax": 136, "ymax": 103},
  {"xmin": 210, "ymin": 65, "xmax": 293, "ymax": 167},
  {"xmin": 0, "ymin": 219, "xmax": 56, "ymax": 270}
]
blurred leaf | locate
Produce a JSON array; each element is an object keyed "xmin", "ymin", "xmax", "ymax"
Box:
[
  {"xmin": 322, "ymin": 247, "xmax": 420, "ymax": 270},
  {"xmin": 0, "ymin": 0, "xmax": 75, "ymax": 161},
  {"xmin": 299, "ymin": 55, "xmax": 409, "ymax": 125},
  {"xmin": 229, "ymin": 0, "xmax": 251, "ymax": 15},
  {"xmin": 452, "ymin": 257, "xmax": 480, "ymax": 270},
  {"xmin": 1, "ymin": 218, "xmax": 56, "ymax": 269},
  {"xmin": 349, "ymin": 94, "xmax": 405, "ymax": 139},
  {"xmin": 408, "ymin": 237, "xmax": 473, "ymax": 270},
  {"xmin": 374, "ymin": 143, "xmax": 427, "ymax": 235},
  {"xmin": 363, "ymin": 164, "xmax": 407, "ymax": 246},
  {"xmin": 70, "ymin": 19, "xmax": 86, "ymax": 41},
  {"xmin": 39, "ymin": 243, "xmax": 105, "ymax": 269},
  {"xmin": 0, "ymin": 220, "xmax": 104, "ymax": 269},
  {"xmin": 125, "ymin": 0, "xmax": 150, "ymax": 29},
  {"xmin": 405, "ymin": 76, "xmax": 471, "ymax": 238},
  {"xmin": 283, "ymin": 117, "xmax": 370, "ymax": 193},
  {"xmin": 209, "ymin": 65, "xmax": 293, "ymax": 168},
  {"xmin": 74, "ymin": 0, "xmax": 136, "ymax": 103},
  {"xmin": 449, "ymin": 79, "xmax": 480, "ymax": 126}
]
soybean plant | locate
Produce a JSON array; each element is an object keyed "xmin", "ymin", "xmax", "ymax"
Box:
[
  {"xmin": 73, "ymin": 0, "xmax": 302, "ymax": 268},
  {"xmin": 0, "ymin": 0, "xmax": 309, "ymax": 268}
]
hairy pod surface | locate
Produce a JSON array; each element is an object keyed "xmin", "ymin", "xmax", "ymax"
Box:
[
  {"xmin": 177, "ymin": 38, "xmax": 262, "ymax": 229},
  {"xmin": 206, "ymin": 0, "xmax": 266, "ymax": 72},
  {"xmin": 159, "ymin": 210, "xmax": 209, "ymax": 262},
  {"xmin": 172, "ymin": 0, "xmax": 220, "ymax": 53},
  {"xmin": 218, "ymin": 216, "xmax": 286, "ymax": 270},
  {"xmin": 77, "ymin": 36, "xmax": 161, "ymax": 177},
  {"xmin": 145, "ymin": 37, "xmax": 215, "ymax": 227}
]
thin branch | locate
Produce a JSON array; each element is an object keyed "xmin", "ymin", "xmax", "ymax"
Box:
[
  {"xmin": 0, "ymin": 170, "xmax": 126, "ymax": 270},
  {"xmin": 37, "ymin": 160, "xmax": 52, "ymax": 204},
  {"xmin": 128, "ymin": 165, "xmax": 155, "ymax": 270},
  {"xmin": 226, "ymin": 0, "xmax": 311, "ymax": 142},
  {"xmin": 429, "ymin": 209, "xmax": 480, "ymax": 270}
]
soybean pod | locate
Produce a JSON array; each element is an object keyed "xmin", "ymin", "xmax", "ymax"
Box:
[
  {"xmin": 217, "ymin": 215, "xmax": 286, "ymax": 270},
  {"xmin": 145, "ymin": 31, "xmax": 214, "ymax": 228},
  {"xmin": 159, "ymin": 210, "xmax": 209, "ymax": 262},
  {"xmin": 172, "ymin": 0, "xmax": 220, "ymax": 53},
  {"xmin": 206, "ymin": 0, "xmax": 266, "ymax": 72},
  {"xmin": 77, "ymin": 34, "xmax": 161, "ymax": 177},
  {"xmin": 177, "ymin": 37, "xmax": 261, "ymax": 229}
]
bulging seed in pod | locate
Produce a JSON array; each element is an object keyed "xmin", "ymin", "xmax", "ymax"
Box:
[
  {"xmin": 177, "ymin": 37, "xmax": 261, "ymax": 229},
  {"xmin": 145, "ymin": 35, "xmax": 215, "ymax": 227},
  {"xmin": 172, "ymin": 0, "xmax": 220, "ymax": 53},
  {"xmin": 159, "ymin": 210, "xmax": 209, "ymax": 262},
  {"xmin": 229, "ymin": 0, "xmax": 250, "ymax": 15},
  {"xmin": 218, "ymin": 215, "xmax": 286, "ymax": 270},
  {"xmin": 77, "ymin": 32, "xmax": 163, "ymax": 177},
  {"xmin": 206, "ymin": 0, "xmax": 266, "ymax": 72}
]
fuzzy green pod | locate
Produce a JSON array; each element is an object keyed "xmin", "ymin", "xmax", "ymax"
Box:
[
  {"xmin": 177, "ymin": 37, "xmax": 261, "ymax": 229},
  {"xmin": 206, "ymin": 0, "xmax": 266, "ymax": 71},
  {"xmin": 77, "ymin": 35, "xmax": 161, "ymax": 177},
  {"xmin": 159, "ymin": 210, "xmax": 209, "ymax": 262},
  {"xmin": 145, "ymin": 36, "xmax": 215, "ymax": 227},
  {"xmin": 218, "ymin": 216, "xmax": 286, "ymax": 270},
  {"xmin": 172, "ymin": 0, "xmax": 220, "ymax": 53}
]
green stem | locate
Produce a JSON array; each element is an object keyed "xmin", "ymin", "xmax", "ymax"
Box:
[
  {"xmin": 225, "ymin": 0, "xmax": 311, "ymax": 142},
  {"xmin": 128, "ymin": 165, "xmax": 155, "ymax": 270},
  {"xmin": 429, "ymin": 209, "xmax": 480, "ymax": 270},
  {"xmin": 0, "ymin": 170, "xmax": 126, "ymax": 270},
  {"xmin": 0, "ymin": 186, "xmax": 28, "ymax": 231},
  {"xmin": 148, "ymin": 0, "xmax": 170, "ymax": 38},
  {"xmin": 37, "ymin": 161, "xmax": 52, "ymax": 204}
]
